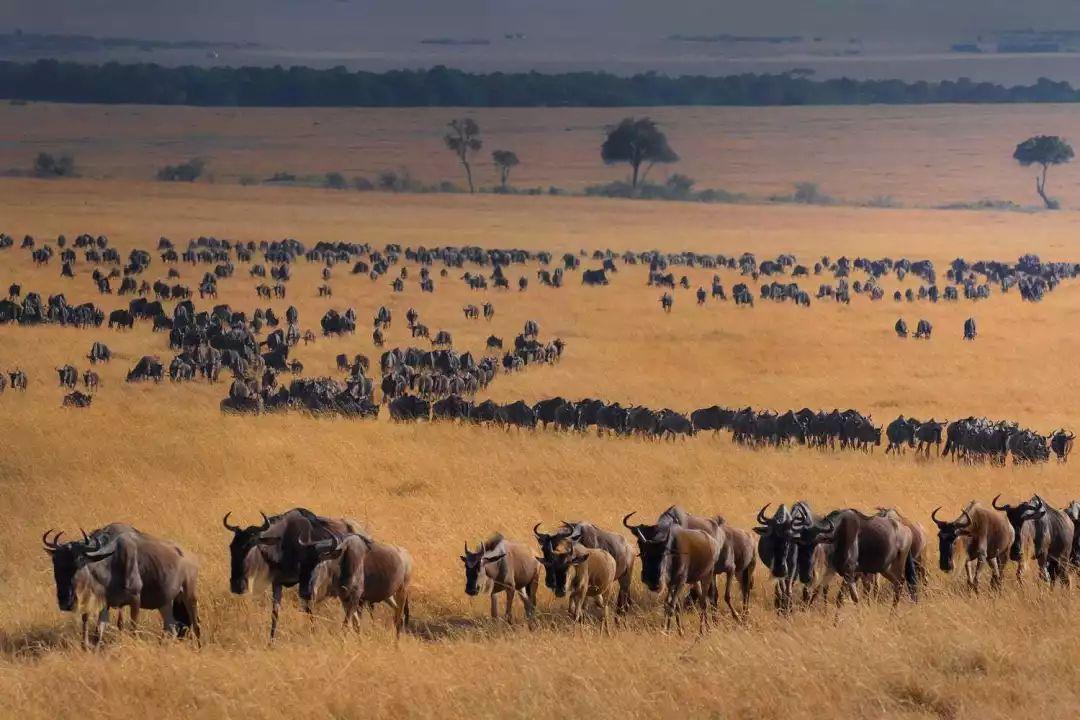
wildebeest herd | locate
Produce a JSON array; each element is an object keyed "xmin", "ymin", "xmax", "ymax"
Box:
[
  {"xmin": 43, "ymin": 493, "xmax": 1080, "ymax": 647},
  {"xmin": 0, "ymin": 231, "xmax": 1075, "ymax": 470}
]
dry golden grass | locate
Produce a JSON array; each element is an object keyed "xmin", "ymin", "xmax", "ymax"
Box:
[
  {"xmin": 6, "ymin": 102, "xmax": 1080, "ymax": 205},
  {"xmin": 1, "ymin": 173, "xmax": 1080, "ymax": 719}
]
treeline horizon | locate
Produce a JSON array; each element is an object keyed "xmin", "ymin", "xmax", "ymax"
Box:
[{"xmin": 2, "ymin": 59, "xmax": 1080, "ymax": 107}]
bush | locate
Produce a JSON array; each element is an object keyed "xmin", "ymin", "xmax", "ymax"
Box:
[
  {"xmin": 264, "ymin": 171, "xmax": 297, "ymax": 183},
  {"xmin": 665, "ymin": 173, "xmax": 695, "ymax": 198},
  {"xmin": 353, "ymin": 176, "xmax": 374, "ymax": 191},
  {"xmin": 584, "ymin": 181, "xmax": 635, "ymax": 198},
  {"xmin": 792, "ymin": 181, "xmax": 831, "ymax": 204},
  {"xmin": 863, "ymin": 195, "xmax": 901, "ymax": 208},
  {"xmin": 936, "ymin": 198, "xmax": 1026, "ymax": 212},
  {"xmin": 238, "ymin": 175, "xmax": 258, "ymax": 186},
  {"xmin": 376, "ymin": 169, "xmax": 423, "ymax": 192},
  {"xmin": 323, "ymin": 172, "xmax": 347, "ymax": 190},
  {"xmin": 157, "ymin": 158, "xmax": 205, "ymax": 182},
  {"xmin": 33, "ymin": 152, "xmax": 75, "ymax": 178}
]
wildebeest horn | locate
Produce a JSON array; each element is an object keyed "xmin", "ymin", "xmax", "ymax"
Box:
[
  {"xmin": 959, "ymin": 509, "xmax": 973, "ymax": 528},
  {"xmin": 80, "ymin": 527, "xmax": 90, "ymax": 544},
  {"xmin": 992, "ymin": 494, "xmax": 1008, "ymax": 511},
  {"xmin": 930, "ymin": 507, "xmax": 946, "ymax": 527},
  {"xmin": 634, "ymin": 527, "xmax": 648, "ymax": 543},
  {"xmin": 222, "ymin": 512, "xmax": 240, "ymax": 533},
  {"xmin": 622, "ymin": 512, "xmax": 637, "ymax": 530},
  {"xmin": 258, "ymin": 511, "xmax": 271, "ymax": 532},
  {"xmin": 757, "ymin": 504, "xmax": 770, "ymax": 525},
  {"xmin": 42, "ymin": 529, "xmax": 64, "ymax": 550},
  {"xmin": 533, "ymin": 523, "xmax": 547, "ymax": 541}
]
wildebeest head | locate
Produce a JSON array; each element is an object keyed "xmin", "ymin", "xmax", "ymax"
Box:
[
  {"xmin": 622, "ymin": 511, "xmax": 671, "ymax": 591},
  {"xmin": 459, "ymin": 540, "xmax": 506, "ymax": 596},
  {"xmin": 223, "ymin": 511, "xmax": 271, "ymax": 594},
  {"xmin": 753, "ymin": 504, "xmax": 799, "ymax": 579},
  {"xmin": 42, "ymin": 529, "xmax": 116, "ymax": 612},
  {"xmin": 296, "ymin": 535, "xmax": 347, "ymax": 609},
  {"xmin": 993, "ymin": 494, "xmax": 1046, "ymax": 561},
  {"xmin": 931, "ymin": 506, "xmax": 973, "ymax": 572},
  {"xmin": 534, "ymin": 523, "xmax": 581, "ymax": 597}
]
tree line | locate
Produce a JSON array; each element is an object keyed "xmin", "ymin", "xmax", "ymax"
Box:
[{"xmin": 3, "ymin": 59, "xmax": 1080, "ymax": 107}]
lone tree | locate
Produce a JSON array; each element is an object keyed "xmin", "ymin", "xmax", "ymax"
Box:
[
  {"xmin": 1013, "ymin": 135, "xmax": 1073, "ymax": 209},
  {"xmin": 491, "ymin": 149, "xmax": 519, "ymax": 190},
  {"xmin": 444, "ymin": 118, "xmax": 482, "ymax": 193},
  {"xmin": 601, "ymin": 117, "xmax": 678, "ymax": 189}
]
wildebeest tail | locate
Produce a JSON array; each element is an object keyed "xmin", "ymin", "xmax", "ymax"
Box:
[
  {"xmin": 942, "ymin": 438, "xmax": 953, "ymax": 456},
  {"xmin": 403, "ymin": 597, "xmax": 411, "ymax": 627},
  {"xmin": 904, "ymin": 552, "xmax": 918, "ymax": 592}
]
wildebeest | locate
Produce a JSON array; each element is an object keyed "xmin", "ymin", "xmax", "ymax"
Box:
[
  {"xmin": 87, "ymin": 341, "xmax": 111, "ymax": 364},
  {"xmin": 894, "ymin": 318, "xmax": 908, "ymax": 338},
  {"xmin": 56, "ymin": 364, "xmax": 78, "ymax": 389},
  {"xmin": 296, "ymin": 531, "xmax": 412, "ymax": 637},
  {"xmin": 223, "ymin": 508, "xmax": 358, "ymax": 639},
  {"xmin": 798, "ymin": 508, "xmax": 917, "ymax": 606},
  {"xmin": 108, "ymin": 309, "xmax": 134, "ymax": 330},
  {"xmin": 389, "ymin": 394, "xmax": 430, "ymax": 422},
  {"xmin": 82, "ymin": 370, "xmax": 99, "ymax": 391},
  {"xmin": 43, "ymin": 524, "xmax": 200, "ymax": 648},
  {"xmin": 992, "ymin": 494, "xmax": 1074, "ymax": 586},
  {"xmin": 126, "ymin": 356, "xmax": 164, "ymax": 383},
  {"xmin": 931, "ymin": 501, "xmax": 1014, "ymax": 593},
  {"xmin": 534, "ymin": 521, "xmax": 634, "ymax": 614},
  {"xmin": 62, "ymin": 390, "xmax": 93, "ymax": 407},
  {"xmin": 963, "ymin": 317, "xmax": 977, "ymax": 340},
  {"xmin": 914, "ymin": 319, "xmax": 932, "ymax": 339},
  {"xmin": 460, "ymin": 534, "xmax": 539, "ymax": 624},
  {"xmin": 1050, "ymin": 429, "xmax": 1075, "ymax": 462},
  {"xmin": 658, "ymin": 526, "xmax": 721, "ymax": 634},
  {"xmin": 914, "ymin": 419, "xmax": 947, "ymax": 456},
  {"xmin": 885, "ymin": 415, "xmax": 919, "ymax": 454},
  {"xmin": 624, "ymin": 507, "xmax": 755, "ymax": 620}
]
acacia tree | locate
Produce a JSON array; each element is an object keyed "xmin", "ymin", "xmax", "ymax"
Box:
[
  {"xmin": 491, "ymin": 149, "xmax": 519, "ymax": 190},
  {"xmin": 601, "ymin": 117, "xmax": 678, "ymax": 189},
  {"xmin": 1014, "ymin": 135, "xmax": 1074, "ymax": 209},
  {"xmin": 444, "ymin": 118, "xmax": 482, "ymax": 192}
]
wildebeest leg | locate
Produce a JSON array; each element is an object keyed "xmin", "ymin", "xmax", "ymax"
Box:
[
  {"xmin": 740, "ymin": 565, "xmax": 754, "ymax": 617},
  {"xmin": 617, "ymin": 565, "xmax": 633, "ymax": 614},
  {"xmin": 723, "ymin": 572, "xmax": 738, "ymax": 620},
  {"xmin": 489, "ymin": 590, "xmax": 499, "ymax": 619},
  {"xmin": 269, "ymin": 583, "xmax": 283, "ymax": 641},
  {"xmin": 503, "ymin": 588, "xmax": 516, "ymax": 624},
  {"xmin": 160, "ymin": 603, "xmax": 176, "ymax": 637},
  {"xmin": 95, "ymin": 607, "xmax": 109, "ymax": 648},
  {"xmin": 129, "ymin": 604, "xmax": 141, "ymax": 634},
  {"xmin": 81, "ymin": 612, "xmax": 91, "ymax": 649},
  {"xmin": 597, "ymin": 594, "xmax": 611, "ymax": 636}
]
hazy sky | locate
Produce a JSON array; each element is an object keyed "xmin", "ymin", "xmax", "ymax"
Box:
[{"xmin": 4, "ymin": 0, "xmax": 1079, "ymax": 44}]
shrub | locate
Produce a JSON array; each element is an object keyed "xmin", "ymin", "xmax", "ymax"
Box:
[
  {"xmin": 665, "ymin": 173, "xmax": 695, "ymax": 198},
  {"xmin": 264, "ymin": 171, "xmax": 297, "ymax": 183},
  {"xmin": 238, "ymin": 175, "xmax": 258, "ymax": 186},
  {"xmin": 157, "ymin": 158, "xmax": 205, "ymax": 182},
  {"xmin": 323, "ymin": 172, "xmax": 348, "ymax": 190},
  {"xmin": 33, "ymin": 152, "xmax": 75, "ymax": 178},
  {"xmin": 353, "ymin": 176, "xmax": 374, "ymax": 191},
  {"xmin": 792, "ymin": 181, "xmax": 831, "ymax": 204}
]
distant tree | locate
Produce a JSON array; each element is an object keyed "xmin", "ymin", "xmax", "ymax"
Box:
[
  {"xmin": 33, "ymin": 152, "xmax": 75, "ymax": 178},
  {"xmin": 601, "ymin": 118, "xmax": 678, "ymax": 189},
  {"xmin": 1013, "ymin": 135, "xmax": 1074, "ymax": 209},
  {"xmin": 491, "ymin": 149, "xmax": 519, "ymax": 190},
  {"xmin": 444, "ymin": 118, "xmax": 482, "ymax": 193},
  {"xmin": 323, "ymin": 171, "xmax": 347, "ymax": 190}
]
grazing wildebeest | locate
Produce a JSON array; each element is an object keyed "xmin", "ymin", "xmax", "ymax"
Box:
[
  {"xmin": 223, "ymin": 508, "xmax": 358, "ymax": 639},
  {"xmin": 126, "ymin": 356, "xmax": 164, "ymax": 383},
  {"xmin": 963, "ymin": 317, "xmax": 977, "ymax": 340},
  {"xmin": 914, "ymin": 319, "xmax": 932, "ymax": 339},
  {"xmin": 660, "ymin": 292, "xmax": 673, "ymax": 312},
  {"xmin": 9, "ymin": 369, "xmax": 27, "ymax": 390},
  {"xmin": 108, "ymin": 309, "xmax": 134, "ymax": 330},
  {"xmin": 894, "ymin": 318, "xmax": 908, "ymax": 338},
  {"xmin": 798, "ymin": 509, "xmax": 917, "ymax": 606},
  {"xmin": 82, "ymin": 370, "xmax": 99, "ymax": 391},
  {"xmin": 993, "ymin": 494, "xmax": 1074, "ymax": 586},
  {"xmin": 931, "ymin": 501, "xmax": 1014, "ymax": 593},
  {"xmin": 460, "ymin": 534, "xmax": 539, "ymax": 624},
  {"xmin": 296, "ymin": 531, "xmax": 412, "ymax": 637},
  {"xmin": 87, "ymin": 341, "xmax": 111, "ymax": 364},
  {"xmin": 486, "ymin": 335, "xmax": 503, "ymax": 351},
  {"xmin": 389, "ymin": 394, "xmax": 430, "ymax": 422},
  {"xmin": 43, "ymin": 524, "xmax": 200, "ymax": 648},
  {"xmin": 534, "ymin": 521, "xmax": 634, "ymax": 614}
]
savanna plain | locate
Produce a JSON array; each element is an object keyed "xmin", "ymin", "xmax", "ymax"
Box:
[{"xmin": 3, "ymin": 104, "xmax": 1080, "ymax": 719}]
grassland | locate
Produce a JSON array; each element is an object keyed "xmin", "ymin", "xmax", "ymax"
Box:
[
  {"xmin": 5, "ymin": 102, "xmax": 1080, "ymax": 206},
  {"xmin": 1, "ymin": 120, "xmax": 1080, "ymax": 719}
]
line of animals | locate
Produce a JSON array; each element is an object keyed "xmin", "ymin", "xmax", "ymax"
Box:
[
  {"xmin": 42, "ymin": 495, "xmax": 1080, "ymax": 648},
  {"xmin": 894, "ymin": 317, "xmax": 977, "ymax": 340}
]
